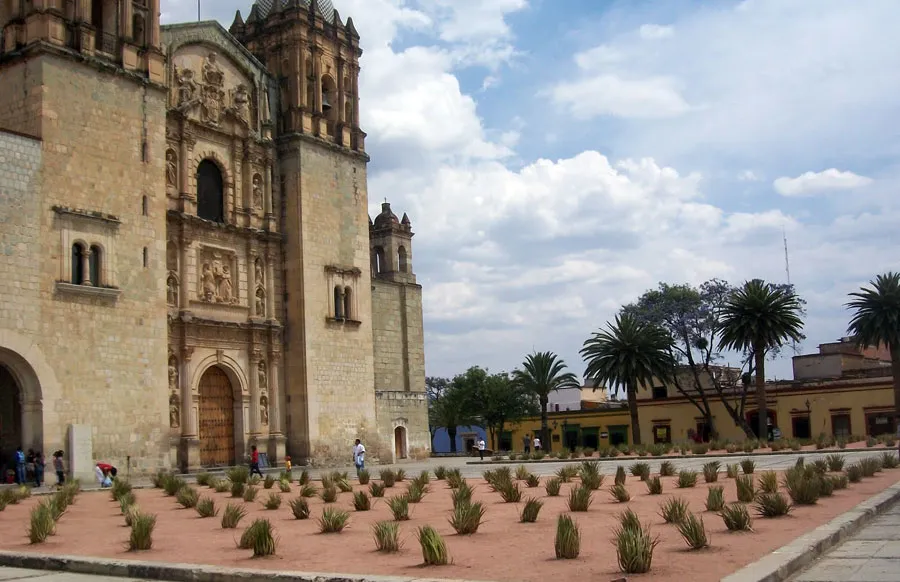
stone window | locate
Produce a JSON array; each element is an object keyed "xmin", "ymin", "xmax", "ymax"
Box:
[
  {"xmin": 89, "ymin": 244, "xmax": 102, "ymax": 286},
  {"xmin": 71, "ymin": 243, "xmax": 85, "ymax": 284},
  {"xmin": 197, "ymin": 159, "xmax": 224, "ymax": 223},
  {"xmin": 372, "ymin": 246, "xmax": 386, "ymax": 274},
  {"xmin": 343, "ymin": 286, "xmax": 352, "ymax": 320},
  {"xmin": 325, "ymin": 265, "xmax": 362, "ymax": 326},
  {"xmin": 54, "ymin": 206, "xmax": 120, "ymax": 299},
  {"xmin": 333, "ymin": 286, "xmax": 343, "ymax": 319}
]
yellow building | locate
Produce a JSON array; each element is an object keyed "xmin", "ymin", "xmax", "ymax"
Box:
[{"xmin": 509, "ymin": 338, "xmax": 897, "ymax": 451}]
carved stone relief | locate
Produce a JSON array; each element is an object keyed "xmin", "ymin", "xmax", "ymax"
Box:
[
  {"xmin": 255, "ymin": 287, "xmax": 265, "ymax": 318},
  {"xmin": 260, "ymin": 394, "xmax": 269, "ymax": 425},
  {"xmin": 168, "ymin": 355, "xmax": 178, "ymax": 392},
  {"xmin": 169, "ymin": 393, "xmax": 180, "ymax": 429},
  {"xmin": 166, "ymin": 149, "xmax": 178, "ymax": 187},
  {"xmin": 175, "ymin": 67, "xmax": 198, "ymax": 107},
  {"xmin": 252, "ymin": 174, "xmax": 263, "ymax": 210},
  {"xmin": 198, "ymin": 248, "xmax": 238, "ymax": 304},
  {"xmin": 255, "ymin": 257, "xmax": 264, "ymax": 285},
  {"xmin": 232, "ymin": 83, "xmax": 250, "ymax": 123},
  {"xmin": 167, "ymin": 273, "xmax": 179, "ymax": 305},
  {"xmin": 258, "ymin": 361, "xmax": 267, "ymax": 392}
]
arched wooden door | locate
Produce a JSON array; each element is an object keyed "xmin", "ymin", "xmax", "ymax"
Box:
[
  {"xmin": 0, "ymin": 365, "xmax": 22, "ymax": 461},
  {"xmin": 198, "ymin": 366, "xmax": 235, "ymax": 467},
  {"xmin": 394, "ymin": 426, "xmax": 407, "ymax": 460}
]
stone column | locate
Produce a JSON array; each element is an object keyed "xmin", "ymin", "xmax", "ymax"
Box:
[
  {"xmin": 248, "ymin": 251, "xmax": 258, "ymax": 317},
  {"xmin": 265, "ymin": 251, "xmax": 275, "ymax": 319},
  {"xmin": 121, "ymin": 0, "xmax": 134, "ymax": 40},
  {"xmin": 337, "ymin": 58, "xmax": 346, "ymax": 122},
  {"xmin": 180, "ymin": 353, "xmax": 196, "ymax": 437},
  {"xmin": 80, "ymin": 248, "xmax": 91, "ymax": 285},
  {"xmin": 299, "ymin": 46, "xmax": 308, "ymax": 108},
  {"xmin": 249, "ymin": 350, "xmax": 261, "ymax": 436},
  {"xmin": 268, "ymin": 351, "xmax": 282, "ymax": 435},
  {"xmin": 352, "ymin": 65, "xmax": 360, "ymax": 127},
  {"xmin": 178, "ymin": 233, "xmax": 190, "ymax": 308},
  {"xmin": 313, "ymin": 50, "xmax": 322, "ymax": 113},
  {"xmin": 241, "ymin": 145, "xmax": 250, "ymax": 211},
  {"xmin": 148, "ymin": 0, "xmax": 160, "ymax": 48}
]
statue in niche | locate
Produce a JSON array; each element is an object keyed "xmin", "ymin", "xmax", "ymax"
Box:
[
  {"xmin": 165, "ymin": 150, "xmax": 178, "ymax": 187},
  {"xmin": 218, "ymin": 264, "xmax": 233, "ymax": 302},
  {"xmin": 258, "ymin": 361, "xmax": 267, "ymax": 392},
  {"xmin": 232, "ymin": 83, "xmax": 250, "ymax": 122},
  {"xmin": 255, "ymin": 257, "xmax": 264, "ymax": 285},
  {"xmin": 169, "ymin": 393, "xmax": 180, "ymax": 429},
  {"xmin": 203, "ymin": 52, "xmax": 225, "ymax": 87},
  {"xmin": 175, "ymin": 68, "xmax": 197, "ymax": 107},
  {"xmin": 201, "ymin": 263, "xmax": 217, "ymax": 301},
  {"xmin": 168, "ymin": 357, "xmax": 178, "ymax": 391},
  {"xmin": 166, "ymin": 273, "xmax": 178, "ymax": 305},
  {"xmin": 255, "ymin": 286, "xmax": 265, "ymax": 318},
  {"xmin": 260, "ymin": 395, "xmax": 269, "ymax": 425},
  {"xmin": 252, "ymin": 174, "xmax": 263, "ymax": 210}
]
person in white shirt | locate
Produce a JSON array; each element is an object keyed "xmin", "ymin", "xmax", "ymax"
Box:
[
  {"xmin": 477, "ymin": 438, "xmax": 486, "ymax": 460},
  {"xmin": 533, "ymin": 436, "xmax": 541, "ymax": 452},
  {"xmin": 353, "ymin": 439, "xmax": 366, "ymax": 476}
]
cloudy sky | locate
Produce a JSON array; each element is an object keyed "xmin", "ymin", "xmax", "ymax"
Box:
[{"xmin": 163, "ymin": 0, "xmax": 900, "ymax": 383}]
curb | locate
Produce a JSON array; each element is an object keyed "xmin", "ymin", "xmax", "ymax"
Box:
[
  {"xmin": 0, "ymin": 552, "xmax": 493, "ymax": 582},
  {"xmin": 465, "ymin": 447, "xmax": 891, "ymax": 465},
  {"xmin": 721, "ymin": 478, "xmax": 900, "ymax": 582}
]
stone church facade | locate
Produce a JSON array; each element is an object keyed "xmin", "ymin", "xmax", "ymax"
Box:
[{"xmin": 0, "ymin": 0, "xmax": 428, "ymax": 475}]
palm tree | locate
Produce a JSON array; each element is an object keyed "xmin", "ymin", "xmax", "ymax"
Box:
[
  {"xmin": 846, "ymin": 272, "xmax": 900, "ymax": 425},
  {"xmin": 580, "ymin": 314, "xmax": 675, "ymax": 446},
  {"xmin": 717, "ymin": 279, "xmax": 804, "ymax": 442},
  {"xmin": 512, "ymin": 351, "xmax": 580, "ymax": 451}
]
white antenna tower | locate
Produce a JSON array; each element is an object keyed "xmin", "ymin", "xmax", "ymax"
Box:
[{"xmin": 783, "ymin": 227, "xmax": 800, "ymax": 356}]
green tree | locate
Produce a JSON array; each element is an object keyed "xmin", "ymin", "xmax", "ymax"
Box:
[
  {"xmin": 428, "ymin": 381, "xmax": 476, "ymax": 453},
  {"xmin": 474, "ymin": 371, "xmax": 540, "ymax": 451},
  {"xmin": 717, "ymin": 279, "xmax": 805, "ymax": 442},
  {"xmin": 846, "ymin": 272, "xmax": 900, "ymax": 422},
  {"xmin": 512, "ymin": 352, "xmax": 580, "ymax": 451},
  {"xmin": 425, "ymin": 376, "xmax": 452, "ymax": 449},
  {"xmin": 580, "ymin": 313, "xmax": 675, "ymax": 445}
]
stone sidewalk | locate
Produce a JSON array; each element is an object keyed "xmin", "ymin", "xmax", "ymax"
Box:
[
  {"xmin": 790, "ymin": 499, "xmax": 900, "ymax": 582},
  {"xmin": 0, "ymin": 566, "xmax": 149, "ymax": 582}
]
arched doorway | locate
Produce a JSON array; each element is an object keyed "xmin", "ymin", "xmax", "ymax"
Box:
[
  {"xmin": 394, "ymin": 426, "xmax": 407, "ymax": 460},
  {"xmin": 198, "ymin": 366, "xmax": 235, "ymax": 467},
  {"xmin": 0, "ymin": 365, "xmax": 23, "ymax": 472}
]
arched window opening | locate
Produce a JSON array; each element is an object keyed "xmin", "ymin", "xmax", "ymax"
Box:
[
  {"xmin": 343, "ymin": 286, "xmax": 352, "ymax": 321},
  {"xmin": 71, "ymin": 243, "xmax": 85, "ymax": 284},
  {"xmin": 321, "ymin": 75, "xmax": 337, "ymax": 126},
  {"xmin": 133, "ymin": 13, "xmax": 146, "ymax": 47},
  {"xmin": 398, "ymin": 246, "xmax": 408, "ymax": 273},
  {"xmin": 373, "ymin": 246, "xmax": 386, "ymax": 274},
  {"xmin": 333, "ymin": 286, "xmax": 343, "ymax": 319},
  {"xmin": 89, "ymin": 245, "xmax": 102, "ymax": 286},
  {"xmin": 197, "ymin": 159, "xmax": 224, "ymax": 223}
]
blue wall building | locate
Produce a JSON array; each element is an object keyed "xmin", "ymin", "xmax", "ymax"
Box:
[{"xmin": 431, "ymin": 425, "xmax": 487, "ymax": 454}]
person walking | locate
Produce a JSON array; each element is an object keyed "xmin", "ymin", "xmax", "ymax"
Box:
[
  {"xmin": 249, "ymin": 445, "xmax": 264, "ymax": 478},
  {"xmin": 353, "ymin": 439, "xmax": 366, "ymax": 476},
  {"xmin": 33, "ymin": 451, "xmax": 45, "ymax": 487},
  {"xmin": 477, "ymin": 438, "xmax": 486, "ymax": 460},
  {"xmin": 14, "ymin": 446, "xmax": 25, "ymax": 485},
  {"xmin": 533, "ymin": 435, "xmax": 541, "ymax": 452},
  {"xmin": 522, "ymin": 434, "xmax": 530, "ymax": 455},
  {"xmin": 53, "ymin": 451, "xmax": 65, "ymax": 486}
]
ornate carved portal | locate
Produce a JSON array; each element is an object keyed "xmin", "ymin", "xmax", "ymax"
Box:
[
  {"xmin": 198, "ymin": 248, "xmax": 238, "ymax": 304},
  {"xmin": 198, "ymin": 366, "xmax": 235, "ymax": 467}
]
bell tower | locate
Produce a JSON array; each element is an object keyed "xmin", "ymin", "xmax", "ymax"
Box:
[{"xmin": 370, "ymin": 201, "xmax": 416, "ymax": 284}]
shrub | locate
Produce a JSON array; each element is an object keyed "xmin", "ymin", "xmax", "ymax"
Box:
[
  {"xmin": 230, "ymin": 481, "xmax": 246, "ymax": 498},
  {"xmin": 263, "ymin": 492, "xmax": 282, "ymax": 510},
  {"xmin": 783, "ymin": 471, "xmax": 820, "ymax": 505},
  {"xmin": 677, "ymin": 471, "xmax": 698, "ymax": 488},
  {"xmin": 357, "ymin": 469, "xmax": 370, "ymax": 485},
  {"xmin": 720, "ymin": 502, "xmax": 752, "ymax": 531},
  {"xmin": 881, "ymin": 452, "xmax": 900, "ymax": 469},
  {"xmin": 353, "ymin": 491, "xmax": 371, "ymax": 511},
  {"xmin": 692, "ymin": 443, "xmax": 709, "ymax": 455},
  {"xmin": 416, "ymin": 470, "xmax": 431, "ymax": 485},
  {"xmin": 111, "ymin": 478, "xmax": 133, "ymax": 502},
  {"xmin": 152, "ymin": 471, "xmax": 168, "ymax": 488},
  {"xmin": 320, "ymin": 486, "xmax": 338, "ymax": 503},
  {"xmin": 726, "ymin": 464, "xmax": 739, "ymax": 479},
  {"xmin": 298, "ymin": 469, "xmax": 310, "ymax": 485},
  {"xmin": 580, "ymin": 470, "xmax": 604, "ymax": 490},
  {"xmin": 758, "ymin": 471, "xmax": 778, "ymax": 494},
  {"xmin": 515, "ymin": 464, "xmax": 530, "ymax": 480},
  {"xmin": 446, "ymin": 470, "xmax": 465, "ymax": 489},
  {"xmin": 279, "ymin": 480, "xmax": 292, "ymax": 494},
  {"xmin": 736, "ymin": 475, "xmax": 756, "ymax": 503},
  {"xmin": 847, "ymin": 464, "xmax": 863, "ymax": 482},
  {"xmin": 818, "ymin": 474, "xmax": 835, "ymax": 497},
  {"xmin": 740, "ymin": 458, "xmax": 755, "ymax": 474},
  {"xmin": 407, "ymin": 481, "xmax": 428, "ymax": 503},
  {"xmin": 619, "ymin": 508, "xmax": 642, "ymax": 532},
  {"xmin": 831, "ymin": 474, "xmax": 849, "ymax": 490},
  {"xmin": 221, "ymin": 503, "xmax": 247, "ymax": 529},
  {"xmin": 754, "ymin": 492, "xmax": 792, "ymax": 517},
  {"xmin": 289, "ymin": 497, "xmax": 310, "ymax": 519},
  {"xmin": 380, "ymin": 469, "xmax": 396, "ymax": 487},
  {"xmin": 567, "ymin": 485, "xmax": 593, "ymax": 512},
  {"xmin": 196, "ymin": 497, "xmax": 218, "ymax": 518},
  {"xmin": 318, "ymin": 507, "xmax": 350, "ymax": 533},
  {"xmin": 659, "ymin": 461, "xmax": 676, "ymax": 477},
  {"xmin": 610, "ymin": 484, "xmax": 631, "ymax": 502},
  {"xmin": 298, "ymin": 483, "xmax": 317, "ymax": 498},
  {"xmin": 555, "ymin": 514, "xmax": 581, "ymax": 559},
  {"xmin": 227, "ymin": 466, "xmax": 250, "ymax": 485},
  {"xmin": 451, "ymin": 482, "xmax": 474, "ymax": 507},
  {"xmin": 164, "ymin": 476, "xmax": 187, "ymax": 496},
  {"xmin": 867, "ymin": 436, "xmax": 877, "ymax": 447},
  {"xmin": 520, "ymin": 497, "xmax": 543, "ymax": 523},
  {"xmin": 214, "ymin": 479, "xmax": 230, "ymax": 493},
  {"xmin": 176, "ymin": 486, "xmax": 200, "ymax": 509},
  {"xmin": 613, "ymin": 521, "xmax": 659, "ymax": 573},
  {"xmin": 659, "ymin": 497, "xmax": 688, "ymax": 524},
  {"xmin": 128, "ymin": 512, "xmax": 156, "ymax": 551},
  {"xmin": 418, "ymin": 525, "xmax": 449, "ymax": 565},
  {"xmin": 545, "ymin": 477, "xmax": 562, "ymax": 496},
  {"xmin": 701, "ymin": 461, "xmax": 720, "ymax": 483},
  {"xmin": 263, "ymin": 475, "xmax": 276, "ymax": 489},
  {"xmin": 248, "ymin": 475, "xmax": 261, "ymax": 486},
  {"xmin": 118, "ymin": 493, "xmax": 136, "ymax": 514},
  {"xmin": 677, "ymin": 512, "xmax": 709, "ymax": 550},
  {"xmin": 243, "ymin": 518, "xmax": 277, "ymax": 557},
  {"xmin": 860, "ymin": 456, "xmax": 883, "ymax": 476},
  {"xmin": 195, "ymin": 472, "xmax": 212, "ymax": 487},
  {"xmin": 369, "ymin": 482, "xmax": 385, "ymax": 498},
  {"xmin": 706, "ymin": 486, "xmax": 725, "ymax": 512},
  {"xmin": 124, "ymin": 505, "xmax": 141, "ymax": 527},
  {"xmin": 394, "ymin": 469, "xmax": 406, "ymax": 482},
  {"xmin": 449, "ymin": 501, "xmax": 486, "ymax": 534},
  {"xmin": 372, "ymin": 520, "xmax": 401, "ymax": 553},
  {"xmin": 242, "ymin": 486, "xmax": 259, "ymax": 502},
  {"xmin": 27, "ymin": 503, "xmax": 55, "ymax": 544},
  {"xmin": 524, "ymin": 473, "xmax": 541, "ymax": 488},
  {"xmin": 434, "ymin": 466, "xmax": 447, "ymax": 480},
  {"xmin": 532, "ymin": 451, "xmax": 546, "ymax": 460},
  {"xmin": 388, "ymin": 495, "xmax": 410, "ymax": 520},
  {"xmin": 615, "ymin": 466, "xmax": 627, "ymax": 485},
  {"xmin": 646, "ymin": 476, "xmax": 662, "ymax": 495},
  {"xmin": 556, "ymin": 465, "xmax": 578, "ymax": 483},
  {"xmin": 812, "ymin": 459, "xmax": 829, "ymax": 475},
  {"xmin": 630, "ymin": 462, "xmax": 651, "ymax": 481},
  {"xmin": 498, "ymin": 480, "xmax": 522, "ymax": 503}
]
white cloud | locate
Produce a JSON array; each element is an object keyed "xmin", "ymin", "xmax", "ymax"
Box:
[
  {"xmin": 773, "ymin": 169, "xmax": 873, "ymax": 197},
  {"xmin": 639, "ymin": 24, "xmax": 674, "ymax": 40},
  {"xmin": 738, "ymin": 170, "xmax": 761, "ymax": 182},
  {"xmin": 551, "ymin": 74, "xmax": 690, "ymax": 119}
]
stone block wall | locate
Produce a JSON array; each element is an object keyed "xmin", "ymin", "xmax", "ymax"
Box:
[
  {"xmin": 372, "ymin": 279, "xmax": 426, "ymax": 397},
  {"xmin": 0, "ymin": 59, "xmax": 42, "ymax": 138},
  {"xmin": 374, "ymin": 391, "xmax": 430, "ymax": 462}
]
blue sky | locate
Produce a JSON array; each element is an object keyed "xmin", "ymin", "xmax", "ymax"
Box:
[{"xmin": 163, "ymin": 0, "xmax": 900, "ymax": 385}]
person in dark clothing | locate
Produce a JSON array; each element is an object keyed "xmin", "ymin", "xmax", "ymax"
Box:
[
  {"xmin": 33, "ymin": 452, "xmax": 45, "ymax": 487},
  {"xmin": 53, "ymin": 451, "xmax": 66, "ymax": 486},
  {"xmin": 249, "ymin": 445, "xmax": 263, "ymax": 477}
]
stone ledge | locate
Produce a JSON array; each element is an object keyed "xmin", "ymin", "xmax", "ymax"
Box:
[
  {"xmin": 721, "ymin": 478, "xmax": 900, "ymax": 582},
  {"xmin": 0, "ymin": 552, "xmax": 491, "ymax": 582},
  {"xmin": 54, "ymin": 281, "xmax": 121, "ymax": 301}
]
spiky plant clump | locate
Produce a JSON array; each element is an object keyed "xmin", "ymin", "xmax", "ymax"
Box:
[
  {"xmin": 176, "ymin": 486, "xmax": 200, "ymax": 509},
  {"xmin": 615, "ymin": 465, "xmax": 627, "ymax": 485},
  {"xmin": 27, "ymin": 502, "xmax": 55, "ymax": 544},
  {"xmin": 388, "ymin": 494, "xmax": 410, "ymax": 520},
  {"xmin": 498, "ymin": 480, "xmax": 522, "ymax": 503},
  {"xmin": 830, "ymin": 474, "xmax": 849, "ymax": 490},
  {"xmin": 520, "ymin": 497, "xmax": 543, "ymax": 523},
  {"xmin": 659, "ymin": 497, "xmax": 688, "ymax": 523},
  {"xmin": 735, "ymin": 475, "xmax": 756, "ymax": 503},
  {"xmin": 720, "ymin": 502, "xmax": 752, "ymax": 531},
  {"xmin": 630, "ymin": 462, "xmax": 651, "ymax": 481},
  {"xmin": 357, "ymin": 469, "xmax": 370, "ymax": 485},
  {"xmin": 726, "ymin": 464, "xmax": 740, "ymax": 479},
  {"xmin": 556, "ymin": 465, "xmax": 579, "ymax": 482},
  {"xmin": 705, "ymin": 486, "xmax": 725, "ymax": 512},
  {"xmin": 242, "ymin": 486, "xmax": 258, "ymax": 502},
  {"xmin": 196, "ymin": 472, "xmax": 212, "ymax": 487},
  {"xmin": 619, "ymin": 508, "xmax": 642, "ymax": 533},
  {"xmin": 677, "ymin": 512, "xmax": 709, "ymax": 550},
  {"xmin": 263, "ymin": 492, "xmax": 282, "ymax": 510},
  {"xmin": 127, "ymin": 512, "xmax": 156, "ymax": 551},
  {"xmin": 221, "ymin": 502, "xmax": 247, "ymax": 529},
  {"xmin": 758, "ymin": 471, "xmax": 778, "ymax": 494},
  {"xmin": 525, "ymin": 474, "xmax": 541, "ymax": 488},
  {"xmin": 335, "ymin": 477, "xmax": 353, "ymax": 493},
  {"xmin": 417, "ymin": 470, "xmax": 431, "ymax": 484},
  {"xmin": 515, "ymin": 464, "xmax": 530, "ymax": 481},
  {"xmin": 818, "ymin": 474, "xmax": 835, "ymax": 497},
  {"xmin": 289, "ymin": 497, "xmax": 310, "ymax": 519},
  {"xmin": 659, "ymin": 461, "xmax": 676, "ymax": 477},
  {"xmin": 248, "ymin": 475, "xmax": 262, "ymax": 486},
  {"xmin": 111, "ymin": 478, "xmax": 133, "ymax": 502},
  {"xmin": 369, "ymin": 482, "xmax": 385, "ymax": 498},
  {"xmin": 860, "ymin": 456, "xmax": 883, "ymax": 477},
  {"xmin": 610, "ymin": 483, "xmax": 631, "ymax": 502},
  {"xmin": 195, "ymin": 497, "xmax": 218, "ymax": 518},
  {"xmin": 214, "ymin": 479, "xmax": 230, "ymax": 493},
  {"xmin": 783, "ymin": 471, "xmax": 820, "ymax": 505},
  {"xmin": 418, "ymin": 525, "xmax": 449, "ymax": 565},
  {"xmin": 646, "ymin": 476, "xmax": 663, "ymax": 495},
  {"xmin": 740, "ymin": 458, "xmax": 756, "ymax": 475},
  {"xmin": 555, "ymin": 514, "xmax": 581, "ymax": 559},
  {"xmin": 394, "ymin": 469, "xmax": 406, "ymax": 482},
  {"xmin": 580, "ymin": 460, "xmax": 602, "ymax": 479},
  {"xmin": 164, "ymin": 476, "xmax": 187, "ymax": 496},
  {"xmin": 407, "ymin": 481, "xmax": 427, "ymax": 503},
  {"xmin": 298, "ymin": 469, "xmax": 310, "ymax": 485},
  {"xmin": 318, "ymin": 507, "xmax": 350, "ymax": 533},
  {"xmin": 319, "ymin": 485, "xmax": 338, "ymax": 503},
  {"xmin": 545, "ymin": 477, "xmax": 562, "ymax": 497},
  {"xmin": 378, "ymin": 469, "xmax": 396, "ymax": 487},
  {"xmin": 244, "ymin": 518, "xmax": 277, "ymax": 557},
  {"xmin": 446, "ymin": 470, "xmax": 465, "ymax": 489},
  {"xmin": 567, "ymin": 485, "xmax": 593, "ymax": 512},
  {"xmin": 48, "ymin": 495, "xmax": 67, "ymax": 522},
  {"xmin": 263, "ymin": 475, "xmax": 276, "ymax": 489},
  {"xmin": 118, "ymin": 493, "xmax": 136, "ymax": 514},
  {"xmin": 580, "ymin": 470, "xmax": 604, "ymax": 491},
  {"xmin": 451, "ymin": 482, "xmax": 474, "ymax": 507},
  {"xmin": 846, "ymin": 464, "xmax": 863, "ymax": 482},
  {"xmin": 227, "ymin": 466, "xmax": 250, "ymax": 485},
  {"xmin": 152, "ymin": 471, "xmax": 168, "ymax": 489},
  {"xmin": 124, "ymin": 505, "xmax": 141, "ymax": 527},
  {"xmin": 613, "ymin": 521, "xmax": 659, "ymax": 573},
  {"xmin": 882, "ymin": 452, "xmax": 900, "ymax": 469},
  {"xmin": 230, "ymin": 481, "xmax": 246, "ymax": 498},
  {"xmin": 353, "ymin": 491, "xmax": 371, "ymax": 511},
  {"xmin": 677, "ymin": 471, "xmax": 698, "ymax": 488},
  {"xmin": 298, "ymin": 483, "xmax": 317, "ymax": 498},
  {"xmin": 703, "ymin": 461, "xmax": 721, "ymax": 483},
  {"xmin": 372, "ymin": 520, "xmax": 401, "ymax": 553},
  {"xmin": 449, "ymin": 501, "xmax": 486, "ymax": 534},
  {"xmin": 320, "ymin": 474, "xmax": 334, "ymax": 489},
  {"xmin": 812, "ymin": 459, "xmax": 829, "ymax": 475},
  {"xmin": 279, "ymin": 480, "xmax": 292, "ymax": 493},
  {"xmin": 754, "ymin": 492, "xmax": 792, "ymax": 517},
  {"xmin": 434, "ymin": 466, "xmax": 447, "ymax": 480}
]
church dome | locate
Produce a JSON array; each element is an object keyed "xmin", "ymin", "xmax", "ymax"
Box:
[{"xmin": 373, "ymin": 201, "xmax": 399, "ymax": 229}]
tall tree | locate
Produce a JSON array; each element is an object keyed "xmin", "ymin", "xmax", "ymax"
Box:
[
  {"xmin": 425, "ymin": 376, "xmax": 451, "ymax": 449},
  {"xmin": 512, "ymin": 352, "xmax": 580, "ymax": 451},
  {"xmin": 428, "ymin": 382, "xmax": 476, "ymax": 453},
  {"xmin": 846, "ymin": 272, "xmax": 900, "ymax": 423},
  {"xmin": 717, "ymin": 279, "xmax": 805, "ymax": 442},
  {"xmin": 474, "ymin": 371, "xmax": 540, "ymax": 450},
  {"xmin": 580, "ymin": 313, "xmax": 675, "ymax": 445}
]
